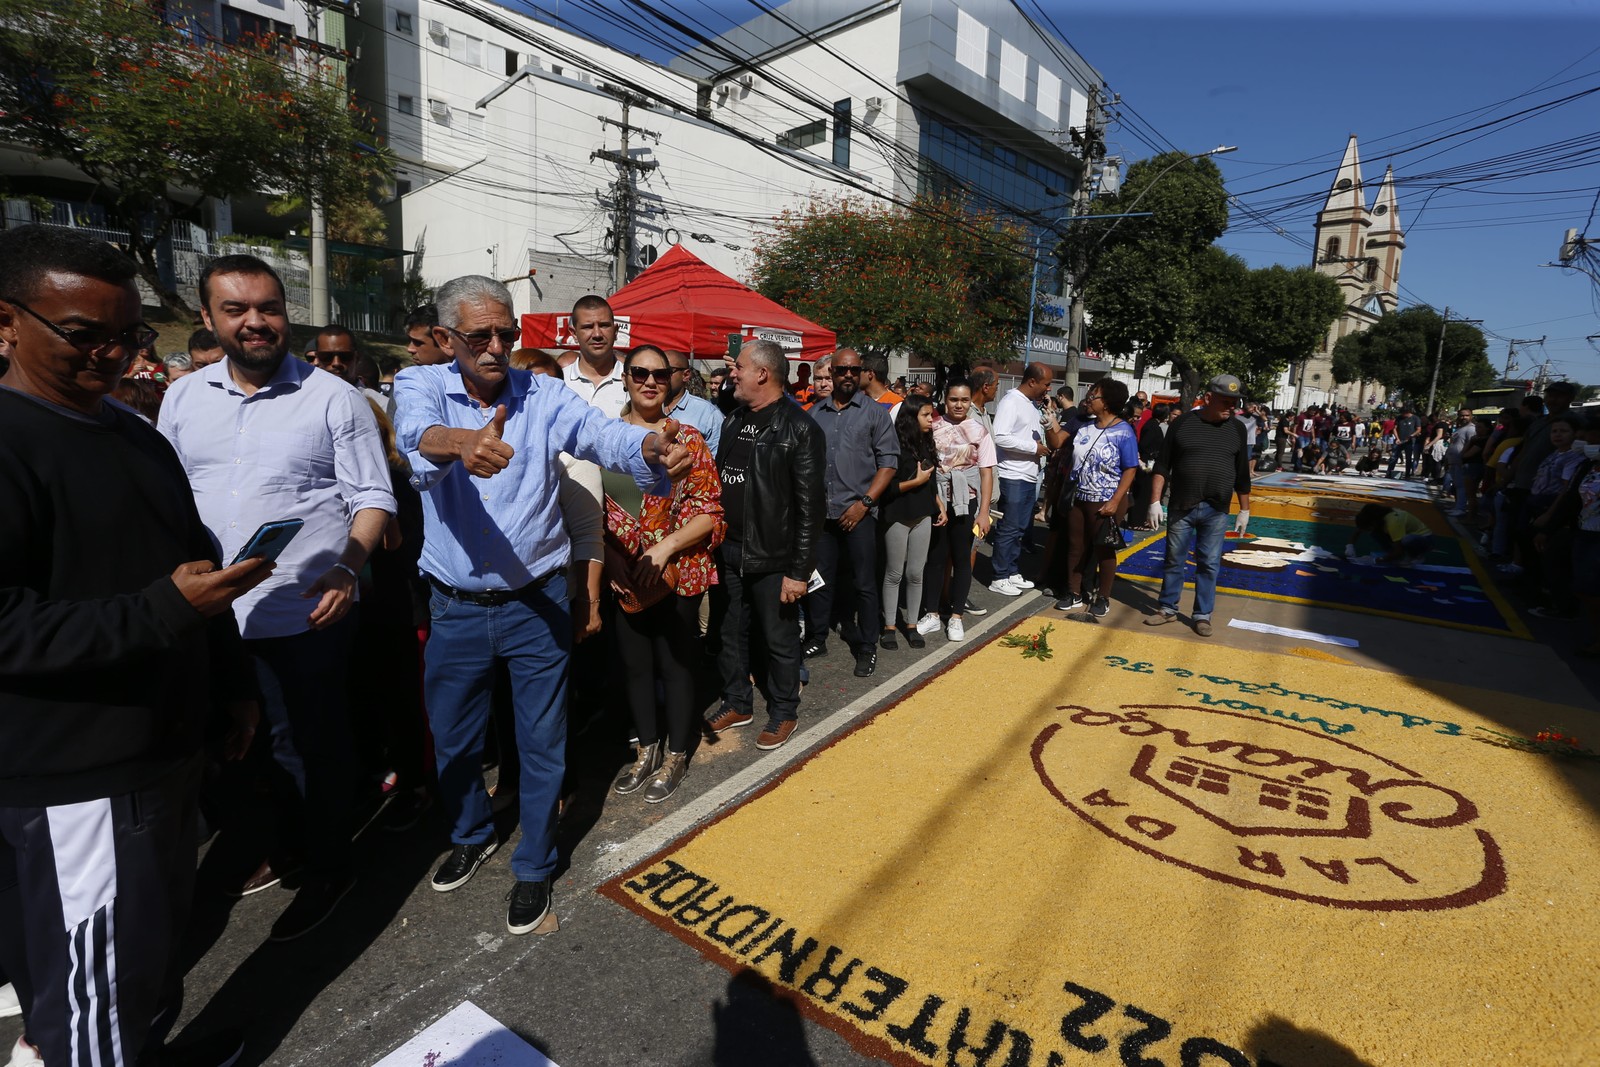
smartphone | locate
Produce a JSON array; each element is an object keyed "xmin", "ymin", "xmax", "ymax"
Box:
[{"xmin": 231, "ymin": 518, "xmax": 305, "ymax": 566}]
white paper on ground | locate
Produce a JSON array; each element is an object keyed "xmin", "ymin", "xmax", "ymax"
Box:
[
  {"xmin": 1226, "ymin": 618, "xmax": 1360, "ymax": 648},
  {"xmin": 372, "ymin": 1001, "xmax": 557, "ymax": 1067}
]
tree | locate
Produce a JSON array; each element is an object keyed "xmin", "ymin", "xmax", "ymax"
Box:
[
  {"xmin": 749, "ymin": 194, "xmax": 1039, "ymax": 371},
  {"xmin": 1331, "ymin": 306, "xmax": 1493, "ymax": 409},
  {"xmin": 1070, "ymin": 152, "xmax": 1344, "ymax": 402},
  {"xmin": 0, "ymin": 0, "xmax": 381, "ymax": 318}
]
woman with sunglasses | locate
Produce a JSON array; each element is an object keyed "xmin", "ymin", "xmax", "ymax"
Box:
[
  {"xmin": 1054, "ymin": 379, "xmax": 1138, "ymax": 619},
  {"xmin": 605, "ymin": 345, "xmax": 726, "ymax": 803}
]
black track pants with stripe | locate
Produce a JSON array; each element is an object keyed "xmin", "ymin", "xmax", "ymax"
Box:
[{"xmin": 0, "ymin": 757, "xmax": 200, "ymax": 1066}]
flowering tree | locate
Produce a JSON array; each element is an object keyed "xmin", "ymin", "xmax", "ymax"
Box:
[
  {"xmin": 749, "ymin": 194, "xmax": 1041, "ymax": 371},
  {"xmin": 0, "ymin": 0, "xmax": 381, "ymax": 317}
]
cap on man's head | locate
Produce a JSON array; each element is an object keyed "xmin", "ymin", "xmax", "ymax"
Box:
[{"xmin": 1207, "ymin": 373, "xmax": 1243, "ymax": 397}]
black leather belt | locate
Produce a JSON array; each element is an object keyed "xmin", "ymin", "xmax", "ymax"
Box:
[{"xmin": 428, "ymin": 572, "xmax": 555, "ymax": 607}]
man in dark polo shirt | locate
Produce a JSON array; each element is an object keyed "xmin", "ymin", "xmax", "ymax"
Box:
[
  {"xmin": 1144, "ymin": 373, "xmax": 1253, "ymax": 637},
  {"xmin": 804, "ymin": 347, "xmax": 899, "ymax": 677}
]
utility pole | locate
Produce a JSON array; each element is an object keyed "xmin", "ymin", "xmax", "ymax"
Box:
[
  {"xmin": 1502, "ymin": 335, "xmax": 1545, "ymax": 382},
  {"xmin": 1425, "ymin": 308, "xmax": 1482, "ymax": 415},
  {"xmin": 592, "ymin": 87, "xmax": 659, "ymax": 293},
  {"xmin": 1063, "ymin": 87, "xmax": 1103, "ymax": 392}
]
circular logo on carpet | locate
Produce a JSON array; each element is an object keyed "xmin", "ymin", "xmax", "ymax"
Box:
[{"xmin": 1033, "ymin": 704, "xmax": 1506, "ymax": 911}]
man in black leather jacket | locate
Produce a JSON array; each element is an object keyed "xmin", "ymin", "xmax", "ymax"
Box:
[{"xmin": 705, "ymin": 340, "xmax": 826, "ymax": 751}]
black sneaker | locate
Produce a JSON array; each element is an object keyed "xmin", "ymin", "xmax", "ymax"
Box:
[
  {"xmin": 802, "ymin": 637, "xmax": 829, "ymax": 659},
  {"xmin": 431, "ymin": 840, "xmax": 497, "ymax": 892},
  {"xmin": 268, "ymin": 874, "xmax": 355, "ymax": 943},
  {"xmin": 964, "ymin": 599, "xmax": 989, "ymax": 617},
  {"xmin": 506, "ymin": 878, "xmax": 551, "ymax": 935},
  {"xmin": 879, "ymin": 630, "xmax": 898, "ymax": 650},
  {"xmin": 853, "ymin": 648, "xmax": 877, "ymax": 678},
  {"xmin": 904, "ymin": 627, "xmax": 926, "ymax": 650},
  {"xmin": 1054, "ymin": 593, "xmax": 1084, "ymax": 612},
  {"xmin": 1089, "ymin": 596, "xmax": 1110, "ymax": 619}
]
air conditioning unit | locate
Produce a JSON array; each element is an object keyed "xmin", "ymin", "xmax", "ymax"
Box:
[
  {"xmin": 427, "ymin": 20, "xmax": 448, "ymax": 45},
  {"xmin": 739, "ymin": 73, "xmax": 754, "ymax": 89},
  {"xmin": 716, "ymin": 84, "xmax": 730, "ymax": 98},
  {"xmin": 429, "ymin": 99, "xmax": 451, "ymax": 124},
  {"xmin": 865, "ymin": 96, "xmax": 883, "ymax": 110}
]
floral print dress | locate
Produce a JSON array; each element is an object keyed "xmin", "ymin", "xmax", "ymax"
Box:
[{"xmin": 603, "ymin": 424, "xmax": 726, "ymax": 596}]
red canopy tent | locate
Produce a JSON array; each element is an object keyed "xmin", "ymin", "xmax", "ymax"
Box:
[{"xmin": 520, "ymin": 244, "xmax": 835, "ymax": 362}]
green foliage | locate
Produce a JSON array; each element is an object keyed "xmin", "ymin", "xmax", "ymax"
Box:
[
  {"xmin": 1072, "ymin": 153, "xmax": 1344, "ymax": 402},
  {"xmin": 1331, "ymin": 306, "xmax": 1493, "ymax": 408},
  {"xmin": 749, "ymin": 194, "xmax": 1039, "ymax": 368},
  {"xmin": 0, "ymin": 0, "xmax": 383, "ymax": 315}
]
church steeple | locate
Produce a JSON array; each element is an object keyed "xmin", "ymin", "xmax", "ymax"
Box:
[
  {"xmin": 1313, "ymin": 134, "xmax": 1370, "ymax": 277},
  {"xmin": 1365, "ymin": 165, "xmax": 1404, "ymax": 314}
]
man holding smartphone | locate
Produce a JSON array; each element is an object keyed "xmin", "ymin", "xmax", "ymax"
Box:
[
  {"xmin": 161, "ymin": 255, "xmax": 395, "ymax": 943},
  {"xmin": 0, "ymin": 226, "xmax": 269, "ymax": 1066}
]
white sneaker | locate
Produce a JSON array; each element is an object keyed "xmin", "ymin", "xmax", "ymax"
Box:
[
  {"xmin": 915, "ymin": 612, "xmax": 942, "ymax": 636},
  {"xmin": 946, "ymin": 617, "xmax": 965, "ymax": 641},
  {"xmin": 1012, "ymin": 576, "xmax": 1036, "ymax": 589},
  {"xmin": 989, "ymin": 578, "xmax": 1021, "ymax": 596},
  {"xmin": 0, "ymin": 982, "xmax": 18, "ymax": 1019},
  {"xmin": 8, "ymin": 1036, "xmax": 43, "ymax": 1066}
]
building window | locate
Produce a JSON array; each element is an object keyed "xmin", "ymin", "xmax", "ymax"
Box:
[
  {"xmin": 998, "ymin": 39, "xmax": 1027, "ymax": 100},
  {"xmin": 396, "ymin": 179, "xmax": 412, "ymax": 197},
  {"xmin": 451, "ymin": 33, "xmax": 482, "ymax": 68},
  {"xmin": 505, "ymin": 48, "xmax": 519, "ymax": 76},
  {"xmin": 778, "ymin": 119, "xmax": 826, "ymax": 151},
  {"xmin": 832, "ymin": 99, "xmax": 851, "ymax": 168},
  {"xmin": 395, "ymin": 11, "xmax": 412, "ymax": 34},
  {"xmin": 220, "ymin": 6, "xmax": 294, "ymax": 54},
  {"xmin": 956, "ymin": 10, "xmax": 988, "ymax": 76},
  {"xmin": 1036, "ymin": 67, "xmax": 1061, "ymax": 123},
  {"xmin": 1324, "ymin": 237, "xmax": 1340, "ymax": 261},
  {"xmin": 915, "ymin": 111, "xmax": 1070, "ymax": 216},
  {"xmin": 1365, "ymin": 259, "xmax": 1378, "ymax": 283},
  {"xmin": 397, "ymin": 94, "xmax": 415, "ymax": 116}
]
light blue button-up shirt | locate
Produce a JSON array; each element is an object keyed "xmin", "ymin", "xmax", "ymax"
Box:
[
  {"xmin": 668, "ymin": 390, "xmax": 723, "ymax": 457},
  {"xmin": 159, "ymin": 356, "xmax": 397, "ymax": 639},
  {"xmin": 394, "ymin": 363, "xmax": 667, "ymax": 593}
]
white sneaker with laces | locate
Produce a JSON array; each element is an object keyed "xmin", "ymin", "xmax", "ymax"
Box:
[
  {"xmin": 915, "ymin": 612, "xmax": 942, "ymax": 636},
  {"xmin": 989, "ymin": 577, "xmax": 1021, "ymax": 596},
  {"xmin": 0, "ymin": 982, "xmax": 18, "ymax": 1020},
  {"xmin": 946, "ymin": 617, "xmax": 965, "ymax": 641},
  {"xmin": 1012, "ymin": 576, "xmax": 1036, "ymax": 589}
]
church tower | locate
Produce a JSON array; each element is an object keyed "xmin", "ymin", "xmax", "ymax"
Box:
[{"xmin": 1296, "ymin": 135, "xmax": 1402, "ymax": 411}]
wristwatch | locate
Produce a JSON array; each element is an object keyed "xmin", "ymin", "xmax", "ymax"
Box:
[{"xmin": 861, "ymin": 494, "xmax": 878, "ymax": 510}]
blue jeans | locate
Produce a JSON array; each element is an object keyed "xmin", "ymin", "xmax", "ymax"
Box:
[
  {"xmin": 424, "ymin": 574, "xmax": 570, "ymax": 882},
  {"xmin": 1158, "ymin": 500, "xmax": 1230, "ymax": 620},
  {"xmin": 1387, "ymin": 438, "xmax": 1421, "ymax": 477},
  {"xmin": 993, "ymin": 477, "xmax": 1039, "ymax": 580}
]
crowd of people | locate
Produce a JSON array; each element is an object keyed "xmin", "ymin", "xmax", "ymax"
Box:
[{"xmin": 3, "ymin": 221, "xmax": 1596, "ymax": 1067}]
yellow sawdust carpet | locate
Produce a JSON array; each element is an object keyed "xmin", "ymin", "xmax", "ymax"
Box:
[{"xmin": 603, "ymin": 624, "xmax": 1600, "ymax": 1066}]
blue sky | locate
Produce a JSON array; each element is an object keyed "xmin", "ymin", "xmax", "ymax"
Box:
[{"xmin": 545, "ymin": 1, "xmax": 1600, "ymax": 386}]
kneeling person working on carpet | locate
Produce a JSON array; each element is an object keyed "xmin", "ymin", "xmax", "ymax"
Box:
[
  {"xmin": 1145, "ymin": 374, "xmax": 1252, "ymax": 638},
  {"xmin": 394, "ymin": 275, "xmax": 692, "ymax": 936},
  {"xmin": 1347, "ymin": 504, "xmax": 1434, "ymax": 564}
]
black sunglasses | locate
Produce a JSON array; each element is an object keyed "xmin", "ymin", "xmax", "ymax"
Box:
[
  {"xmin": 6, "ymin": 298, "xmax": 157, "ymax": 357},
  {"xmin": 628, "ymin": 366, "xmax": 673, "ymax": 384},
  {"xmin": 443, "ymin": 326, "xmax": 521, "ymax": 353},
  {"xmin": 307, "ymin": 351, "xmax": 352, "ymax": 364},
  {"xmin": 832, "ymin": 365, "xmax": 863, "ymax": 375}
]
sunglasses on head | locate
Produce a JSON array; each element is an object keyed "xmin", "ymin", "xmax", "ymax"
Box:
[{"xmin": 628, "ymin": 366, "xmax": 673, "ymax": 384}]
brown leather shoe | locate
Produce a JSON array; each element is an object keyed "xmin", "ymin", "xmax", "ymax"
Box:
[
  {"xmin": 755, "ymin": 719, "xmax": 797, "ymax": 751},
  {"xmin": 706, "ymin": 706, "xmax": 754, "ymax": 733},
  {"xmin": 235, "ymin": 860, "xmax": 285, "ymax": 897},
  {"xmin": 1194, "ymin": 619, "xmax": 1214, "ymax": 637}
]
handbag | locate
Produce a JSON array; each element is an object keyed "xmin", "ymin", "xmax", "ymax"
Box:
[
  {"xmin": 1096, "ymin": 517, "xmax": 1127, "ymax": 549},
  {"xmin": 603, "ymin": 528, "xmax": 679, "ymax": 614}
]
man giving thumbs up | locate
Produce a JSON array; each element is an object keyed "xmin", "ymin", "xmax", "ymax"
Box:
[{"xmin": 393, "ymin": 275, "xmax": 679, "ymax": 937}]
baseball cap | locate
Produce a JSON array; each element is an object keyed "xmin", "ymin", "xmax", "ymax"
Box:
[{"xmin": 1207, "ymin": 373, "xmax": 1243, "ymax": 397}]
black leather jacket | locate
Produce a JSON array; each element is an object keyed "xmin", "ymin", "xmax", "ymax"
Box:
[{"xmin": 719, "ymin": 395, "xmax": 826, "ymax": 581}]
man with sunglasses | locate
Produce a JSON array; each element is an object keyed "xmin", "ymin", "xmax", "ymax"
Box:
[
  {"xmin": 394, "ymin": 275, "xmax": 691, "ymax": 936},
  {"xmin": 307, "ymin": 323, "xmax": 394, "ymax": 418},
  {"xmin": 562, "ymin": 294, "xmax": 627, "ymax": 417},
  {"xmin": 0, "ymin": 226, "xmax": 270, "ymax": 1066},
  {"xmin": 160, "ymin": 255, "xmax": 396, "ymax": 942}
]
